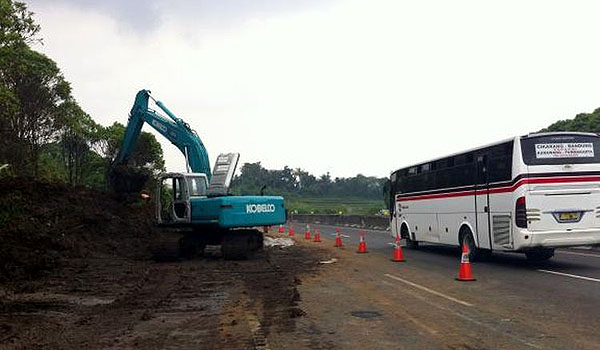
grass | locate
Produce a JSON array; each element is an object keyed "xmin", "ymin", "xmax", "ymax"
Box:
[{"xmin": 285, "ymin": 196, "xmax": 385, "ymax": 216}]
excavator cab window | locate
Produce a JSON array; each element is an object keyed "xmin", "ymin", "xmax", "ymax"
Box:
[
  {"xmin": 159, "ymin": 179, "xmax": 174, "ymax": 222},
  {"xmin": 172, "ymin": 177, "xmax": 188, "ymax": 219},
  {"xmin": 187, "ymin": 176, "xmax": 208, "ymax": 197},
  {"xmin": 158, "ymin": 176, "xmax": 190, "ymax": 224}
]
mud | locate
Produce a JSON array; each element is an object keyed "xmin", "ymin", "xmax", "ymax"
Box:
[{"xmin": 0, "ymin": 243, "xmax": 326, "ymax": 349}]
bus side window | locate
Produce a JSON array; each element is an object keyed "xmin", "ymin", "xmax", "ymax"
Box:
[{"xmin": 487, "ymin": 141, "xmax": 514, "ymax": 183}]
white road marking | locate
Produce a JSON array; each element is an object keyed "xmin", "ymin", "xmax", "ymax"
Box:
[
  {"xmin": 384, "ymin": 273, "xmax": 473, "ymax": 307},
  {"xmin": 537, "ymin": 269, "xmax": 600, "ymax": 283},
  {"xmin": 381, "ymin": 280, "xmax": 542, "ymax": 349},
  {"xmin": 556, "ymin": 250, "xmax": 600, "ymax": 258}
]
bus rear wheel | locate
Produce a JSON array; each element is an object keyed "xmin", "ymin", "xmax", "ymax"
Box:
[{"xmin": 525, "ymin": 248, "xmax": 554, "ymax": 262}]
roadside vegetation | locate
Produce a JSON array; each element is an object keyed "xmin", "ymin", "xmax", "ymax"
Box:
[
  {"xmin": 229, "ymin": 162, "xmax": 388, "ymax": 215},
  {"xmin": 0, "ymin": 0, "xmax": 164, "ymax": 188}
]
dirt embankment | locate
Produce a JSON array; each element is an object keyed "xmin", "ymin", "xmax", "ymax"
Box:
[{"xmin": 0, "ymin": 178, "xmax": 160, "ymax": 287}]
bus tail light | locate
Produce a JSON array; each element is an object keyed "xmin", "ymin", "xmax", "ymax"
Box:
[{"xmin": 515, "ymin": 196, "xmax": 527, "ymax": 228}]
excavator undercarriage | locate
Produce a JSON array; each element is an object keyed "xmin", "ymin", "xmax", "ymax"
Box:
[{"xmin": 150, "ymin": 228, "xmax": 264, "ymax": 261}]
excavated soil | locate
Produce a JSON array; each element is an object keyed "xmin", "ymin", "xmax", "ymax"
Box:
[
  {"xmin": 0, "ymin": 179, "xmax": 327, "ymax": 349},
  {"xmin": 0, "ymin": 178, "xmax": 159, "ymax": 286}
]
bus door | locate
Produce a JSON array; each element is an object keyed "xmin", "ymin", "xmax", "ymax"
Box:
[{"xmin": 475, "ymin": 155, "xmax": 492, "ymax": 249}]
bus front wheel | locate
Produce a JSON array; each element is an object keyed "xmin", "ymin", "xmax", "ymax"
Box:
[
  {"xmin": 460, "ymin": 230, "xmax": 480, "ymax": 262},
  {"xmin": 401, "ymin": 225, "xmax": 419, "ymax": 249}
]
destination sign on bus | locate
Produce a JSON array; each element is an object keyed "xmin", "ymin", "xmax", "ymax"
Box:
[{"xmin": 535, "ymin": 143, "xmax": 594, "ymax": 159}]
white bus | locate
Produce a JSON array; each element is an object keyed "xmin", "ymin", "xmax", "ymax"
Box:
[{"xmin": 389, "ymin": 132, "xmax": 600, "ymax": 261}]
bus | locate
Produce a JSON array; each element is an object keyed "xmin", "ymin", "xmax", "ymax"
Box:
[{"xmin": 389, "ymin": 132, "xmax": 600, "ymax": 261}]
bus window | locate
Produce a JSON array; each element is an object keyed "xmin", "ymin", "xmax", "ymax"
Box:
[
  {"xmin": 521, "ymin": 134, "xmax": 600, "ymax": 165},
  {"xmin": 487, "ymin": 141, "xmax": 513, "ymax": 183}
]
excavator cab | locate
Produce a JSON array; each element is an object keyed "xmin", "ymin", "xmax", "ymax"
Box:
[
  {"xmin": 157, "ymin": 173, "xmax": 208, "ymax": 225},
  {"xmin": 156, "ymin": 153, "xmax": 238, "ymax": 226}
]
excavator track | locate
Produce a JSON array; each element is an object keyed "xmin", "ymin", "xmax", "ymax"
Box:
[
  {"xmin": 221, "ymin": 229, "xmax": 264, "ymax": 260},
  {"xmin": 151, "ymin": 231, "xmax": 207, "ymax": 262}
]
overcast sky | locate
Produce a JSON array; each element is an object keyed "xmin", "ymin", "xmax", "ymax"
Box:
[{"xmin": 27, "ymin": 0, "xmax": 600, "ymax": 178}]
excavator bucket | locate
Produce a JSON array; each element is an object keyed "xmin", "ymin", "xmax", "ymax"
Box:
[{"xmin": 109, "ymin": 165, "xmax": 150, "ymax": 194}]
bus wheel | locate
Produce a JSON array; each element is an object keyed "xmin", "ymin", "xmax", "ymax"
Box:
[
  {"xmin": 402, "ymin": 225, "xmax": 419, "ymax": 249},
  {"xmin": 405, "ymin": 236, "xmax": 419, "ymax": 249},
  {"xmin": 460, "ymin": 230, "xmax": 479, "ymax": 261},
  {"xmin": 525, "ymin": 248, "xmax": 555, "ymax": 262}
]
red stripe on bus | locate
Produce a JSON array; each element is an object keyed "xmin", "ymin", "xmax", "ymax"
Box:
[{"xmin": 395, "ymin": 176, "xmax": 600, "ymax": 202}]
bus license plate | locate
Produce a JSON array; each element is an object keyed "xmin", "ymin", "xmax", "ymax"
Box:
[{"xmin": 558, "ymin": 212, "xmax": 580, "ymax": 222}]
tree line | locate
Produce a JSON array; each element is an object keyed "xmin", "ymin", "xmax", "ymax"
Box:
[
  {"xmin": 542, "ymin": 107, "xmax": 600, "ymax": 133},
  {"xmin": 0, "ymin": 0, "xmax": 164, "ymax": 187},
  {"xmin": 231, "ymin": 162, "xmax": 387, "ymax": 200}
]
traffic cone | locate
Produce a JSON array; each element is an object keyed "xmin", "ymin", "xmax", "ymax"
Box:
[
  {"xmin": 288, "ymin": 225, "xmax": 295, "ymax": 237},
  {"xmin": 278, "ymin": 225, "xmax": 284, "ymax": 234},
  {"xmin": 334, "ymin": 229, "xmax": 343, "ymax": 247},
  {"xmin": 391, "ymin": 233, "xmax": 405, "ymax": 262},
  {"xmin": 357, "ymin": 233, "xmax": 367, "ymax": 253},
  {"xmin": 313, "ymin": 229, "xmax": 322, "ymax": 242},
  {"xmin": 305, "ymin": 224, "xmax": 311, "ymax": 240},
  {"xmin": 456, "ymin": 244, "xmax": 476, "ymax": 281}
]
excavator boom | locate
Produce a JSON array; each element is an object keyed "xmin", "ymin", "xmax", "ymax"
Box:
[{"xmin": 114, "ymin": 90, "xmax": 212, "ymax": 177}]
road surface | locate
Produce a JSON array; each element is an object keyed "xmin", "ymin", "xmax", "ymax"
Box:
[{"xmin": 277, "ymin": 222, "xmax": 600, "ymax": 349}]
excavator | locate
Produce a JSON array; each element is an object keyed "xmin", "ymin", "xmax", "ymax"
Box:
[{"xmin": 110, "ymin": 89, "xmax": 286, "ymax": 259}]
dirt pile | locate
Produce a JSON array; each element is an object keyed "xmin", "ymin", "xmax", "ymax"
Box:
[{"xmin": 0, "ymin": 178, "xmax": 159, "ymax": 285}]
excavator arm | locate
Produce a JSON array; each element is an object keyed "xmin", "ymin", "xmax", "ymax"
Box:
[{"xmin": 114, "ymin": 89, "xmax": 212, "ymax": 177}]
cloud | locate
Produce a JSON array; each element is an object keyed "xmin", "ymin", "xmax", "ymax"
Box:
[
  {"xmin": 27, "ymin": 0, "xmax": 600, "ymax": 178},
  {"xmin": 27, "ymin": 0, "xmax": 328, "ymax": 33}
]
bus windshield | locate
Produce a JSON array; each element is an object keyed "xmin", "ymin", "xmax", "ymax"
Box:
[{"xmin": 521, "ymin": 134, "xmax": 600, "ymax": 165}]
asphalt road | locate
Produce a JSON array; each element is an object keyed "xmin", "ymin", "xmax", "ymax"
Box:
[{"xmin": 279, "ymin": 222, "xmax": 600, "ymax": 349}]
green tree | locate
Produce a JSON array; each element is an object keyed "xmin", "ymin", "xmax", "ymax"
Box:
[
  {"xmin": 100, "ymin": 122, "xmax": 165, "ymax": 174},
  {"xmin": 56, "ymin": 101, "xmax": 101, "ymax": 184},
  {"xmin": 0, "ymin": 0, "xmax": 40, "ymax": 47},
  {"xmin": 543, "ymin": 108, "xmax": 600, "ymax": 133},
  {"xmin": 0, "ymin": 45, "xmax": 71, "ymax": 176},
  {"xmin": 0, "ymin": 0, "xmax": 71, "ymax": 177}
]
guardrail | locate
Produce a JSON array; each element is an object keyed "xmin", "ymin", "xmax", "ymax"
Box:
[{"xmin": 289, "ymin": 214, "xmax": 390, "ymax": 230}]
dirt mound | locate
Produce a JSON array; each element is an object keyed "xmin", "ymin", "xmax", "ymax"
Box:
[{"xmin": 0, "ymin": 178, "xmax": 159, "ymax": 286}]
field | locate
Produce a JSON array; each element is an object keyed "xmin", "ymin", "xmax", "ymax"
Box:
[{"xmin": 285, "ymin": 196, "xmax": 385, "ymax": 216}]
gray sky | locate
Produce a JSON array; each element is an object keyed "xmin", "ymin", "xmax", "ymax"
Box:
[{"xmin": 27, "ymin": 0, "xmax": 600, "ymax": 178}]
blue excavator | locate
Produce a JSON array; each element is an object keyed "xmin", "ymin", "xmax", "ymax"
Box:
[{"xmin": 110, "ymin": 90, "xmax": 286, "ymax": 259}]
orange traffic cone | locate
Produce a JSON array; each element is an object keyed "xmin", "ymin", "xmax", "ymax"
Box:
[
  {"xmin": 313, "ymin": 229, "xmax": 322, "ymax": 242},
  {"xmin": 305, "ymin": 225, "xmax": 311, "ymax": 240},
  {"xmin": 288, "ymin": 225, "xmax": 295, "ymax": 237},
  {"xmin": 278, "ymin": 225, "xmax": 284, "ymax": 234},
  {"xmin": 357, "ymin": 233, "xmax": 367, "ymax": 253},
  {"xmin": 334, "ymin": 229, "xmax": 343, "ymax": 247},
  {"xmin": 456, "ymin": 244, "xmax": 476, "ymax": 281},
  {"xmin": 391, "ymin": 233, "xmax": 405, "ymax": 262}
]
